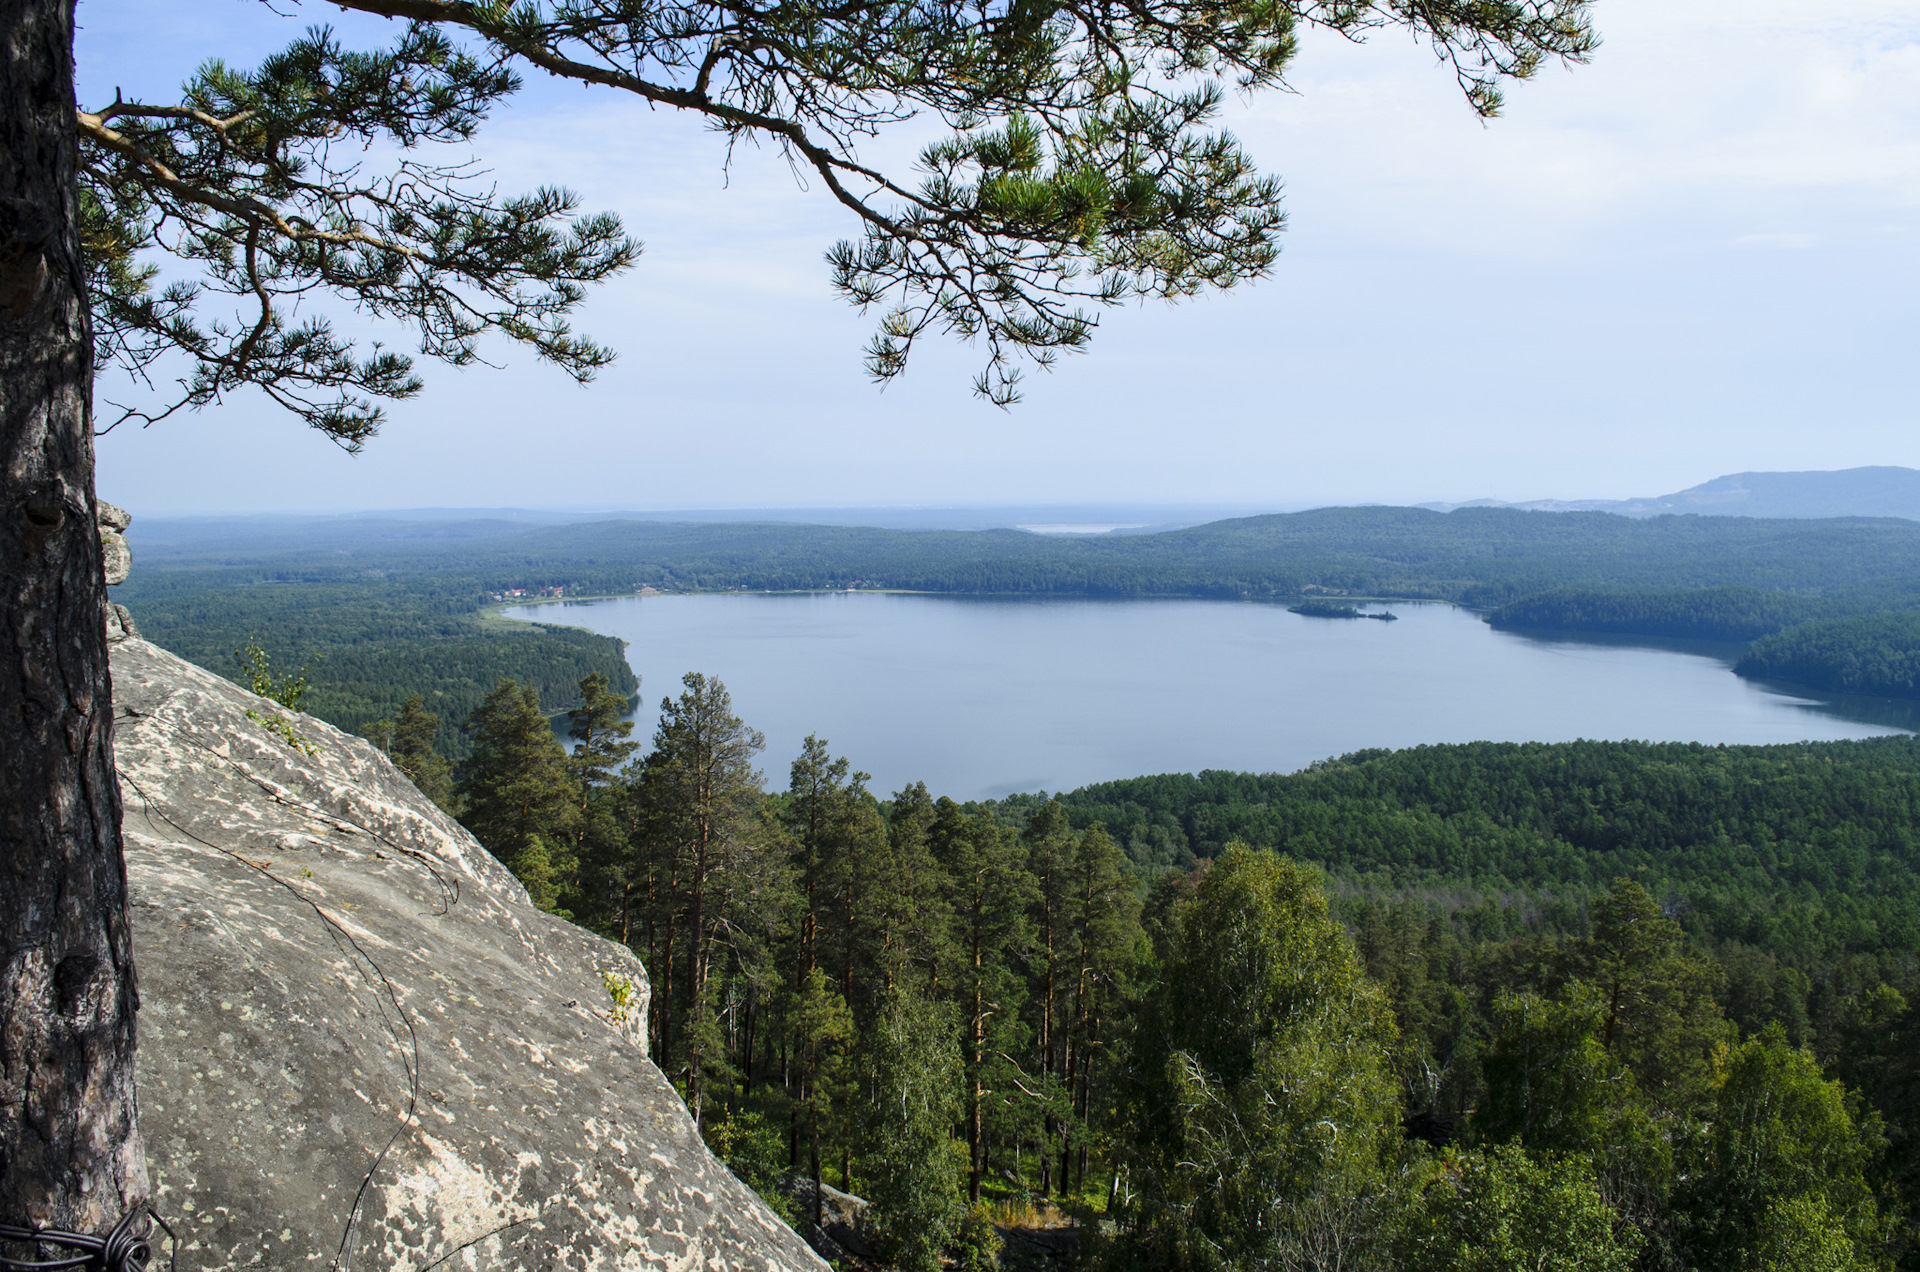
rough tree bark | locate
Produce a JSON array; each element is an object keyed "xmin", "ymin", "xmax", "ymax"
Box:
[{"xmin": 0, "ymin": 0, "xmax": 147, "ymax": 1233}]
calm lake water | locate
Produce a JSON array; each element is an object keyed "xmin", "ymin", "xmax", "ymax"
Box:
[{"xmin": 502, "ymin": 594, "xmax": 1920, "ymax": 800}]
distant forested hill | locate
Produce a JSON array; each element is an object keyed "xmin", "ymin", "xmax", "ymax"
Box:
[
  {"xmin": 423, "ymin": 505, "xmax": 1920, "ymax": 601},
  {"xmin": 1501, "ymin": 465, "xmax": 1920, "ymax": 520},
  {"xmin": 128, "ymin": 505, "xmax": 1920, "ymax": 602}
]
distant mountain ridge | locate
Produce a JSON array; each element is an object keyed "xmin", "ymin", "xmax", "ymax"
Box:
[{"xmin": 1421, "ymin": 466, "xmax": 1920, "ymax": 521}]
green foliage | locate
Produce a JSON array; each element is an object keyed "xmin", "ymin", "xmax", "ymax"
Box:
[
  {"xmin": 568, "ymin": 671, "xmax": 639, "ymax": 791},
  {"xmin": 126, "ymin": 567, "xmax": 636, "ymax": 762},
  {"xmin": 638, "ymin": 673, "xmax": 770, "ymax": 1099},
  {"xmin": 1123, "ymin": 847, "xmax": 1403, "ymax": 1272},
  {"xmin": 1479, "ymin": 985, "xmax": 1634, "ymax": 1154},
  {"xmin": 703, "ymin": 1108, "xmax": 801, "ymax": 1228},
  {"xmin": 1682, "ymin": 1028, "xmax": 1889, "ymax": 1272},
  {"xmin": 950, "ymin": 1203, "xmax": 1004, "ymax": 1272},
  {"xmin": 1831, "ymin": 986, "xmax": 1920, "ymax": 1233},
  {"xmin": 507, "ymin": 835, "xmax": 562, "ymax": 913},
  {"xmin": 458, "ymin": 678, "xmax": 579, "ymax": 909},
  {"xmin": 235, "ymin": 639, "xmax": 310, "ymax": 711},
  {"xmin": 1476, "ymin": 985, "xmax": 1671, "ymax": 1212},
  {"xmin": 857, "ymin": 991, "xmax": 966, "ymax": 1272},
  {"xmin": 83, "ymin": 0, "xmax": 1591, "ymax": 418},
  {"xmin": 244, "ymin": 706, "xmax": 322, "ymax": 757},
  {"xmin": 363, "ymin": 693, "xmax": 456, "ymax": 812},
  {"xmin": 931, "ymin": 800, "xmax": 1039, "ymax": 1200},
  {"xmin": 1288, "ymin": 599, "xmax": 1366, "ymax": 618},
  {"xmin": 1489, "ymin": 586, "xmax": 1842, "ymax": 641},
  {"xmin": 1563, "ymin": 878, "xmax": 1729, "ymax": 1104},
  {"xmin": 1746, "ymin": 1193, "xmax": 1880, "ymax": 1272},
  {"xmin": 792, "ymin": 967, "xmax": 857, "ymax": 1207},
  {"xmin": 600, "ymin": 969, "xmax": 639, "ymax": 1026},
  {"xmin": 233, "ymin": 640, "xmax": 326, "ymax": 753},
  {"xmin": 81, "ymin": 22, "xmax": 634, "ymax": 441},
  {"xmin": 1401, "ymin": 1144, "xmax": 1641, "ymax": 1272},
  {"xmin": 1739, "ymin": 612, "xmax": 1920, "ymax": 699},
  {"xmin": 1056, "ymin": 738, "xmax": 1920, "ymax": 965}
]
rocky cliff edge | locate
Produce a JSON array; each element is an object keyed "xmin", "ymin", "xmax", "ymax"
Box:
[{"xmin": 110, "ymin": 636, "xmax": 824, "ymax": 1272}]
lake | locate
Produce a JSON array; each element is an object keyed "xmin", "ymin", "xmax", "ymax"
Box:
[{"xmin": 502, "ymin": 594, "xmax": 1919, "ymax": 800}]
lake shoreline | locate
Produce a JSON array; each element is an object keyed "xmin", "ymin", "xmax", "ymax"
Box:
[{"xmin": 503, "ymin": 593, "xmax": 1912, "ymax": 801}]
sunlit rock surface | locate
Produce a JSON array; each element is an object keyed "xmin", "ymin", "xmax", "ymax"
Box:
[{"xmin": 111, "ymin": 637, "xmax": 823, "ymax": 1272}]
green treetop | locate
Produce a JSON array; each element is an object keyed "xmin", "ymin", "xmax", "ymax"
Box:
[
  {"xmin": 931, "ymin": 799, "xmax": 1039, "ymax": 1202},
  {"xmin": 1561, "ymin": 878, "xmax": 1729, "ymax": 1108},
  {"xmin": 458, "ymin": 677, "xmax": 580, "ymax": 910},
  {"xmin": 1124, "ymin": 846, "xmax": 1404, "ymax": 1272},
  {"xmin": 568, "ymin": 670, "xmax": 639, "ymax": 793},
  {"xmin": 365, "ymin": 692, "xmax": 457, "ymax": 813},
  {"xmin": 866, "ymin": 782, "xmax": 959, "ymax": 998},
  {"xmin": 633, "ymin": 672, "xmax": 769, "ymax": 1126},
  {"xmin": 1682, "ymin": 1029, "xmax": 1891, "ymax": 1272},
  {"xmin": 857, "ymin": 988, "xmax": 966, "ymax": 1272},
  {"xmin": 1400, "ymin": 1143, "xmax": 1643, "ymax": 1272}
]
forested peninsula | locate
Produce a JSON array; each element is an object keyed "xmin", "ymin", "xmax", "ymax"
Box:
[{"xmin": 1738, "ymin": 613, "xmax": 1920, "ymax": 698}]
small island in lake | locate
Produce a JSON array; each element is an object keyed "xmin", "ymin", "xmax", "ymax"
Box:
[{"xmin": 1290, "ymin": 600, "xmax": 1398, "ymax": 621}]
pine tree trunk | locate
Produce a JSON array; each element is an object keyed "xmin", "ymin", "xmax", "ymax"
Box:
[
  {"xmin": 0, "ymin": 0, "xmax": 148, "ymax": 1231},
  {"xmin": 686, "ymin": 808, "xmax": 709, "ymax": 1129},
  {"xmin": 808, "ymin": 1102, "xmax": 823, "ymax": 1231},
  {"xmin": 967, "ymin": 921, "xmax": 984, "ymax": 1204},
  {"xmin": 740, "ymin": 991, "xmax": 755, "ymax": 1099},
  {"xmin": 1038, "ymin": 889, "xmax": 1054, "ymax": 1196}
]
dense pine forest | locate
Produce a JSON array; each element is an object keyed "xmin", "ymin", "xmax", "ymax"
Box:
[
  {"xmin": 341, "ymin": 664, "xmax": 1920, "ymax": 1272},
  {"xmin": 121, "ymin": 559, "xmax": 637, "ymax": 756}
]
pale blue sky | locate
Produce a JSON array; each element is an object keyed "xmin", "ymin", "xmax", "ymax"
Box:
[{"xmin": 79, "ymin": 0, "xmax": 1920, "ymax": 516}]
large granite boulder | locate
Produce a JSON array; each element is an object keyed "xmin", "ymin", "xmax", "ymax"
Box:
[{"xmin": 110, "ymin": 637, "xmax": 824, "ymax": 1272}]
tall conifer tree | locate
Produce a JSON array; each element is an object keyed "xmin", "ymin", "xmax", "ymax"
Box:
[
  {"xmin": 634, "ymin": 673, "xmax": 766, "ymax": 1126},
  {"xmin": 1061, "ymin": 822, "xmax": 1140, "ymax": 1193},
  {"xmin": 567, "ymin": 671, "xmax": 639, "ymax": 931},
  {"xmin": 459, "ymin": 678, "xmax": 579, "ymax": 908},
  {"xmin": 366, "ymin": 693, "xmax": 456, "ymax": 813},
  {"xmin": 870, "ymin": 783, "xmax": 957, "ymax": 997},
  {"xmin": 1023, "ymin": 800, "xmax": 1077, "ymax": 1195},
  {"xmin": 932, "ymin": 799, "xmax": 1038, "ymax": 1201}
]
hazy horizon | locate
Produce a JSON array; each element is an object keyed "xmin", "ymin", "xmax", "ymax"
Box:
[{"xmin": 116, "ymin": 464, "xmax": 1920, "ymax": 524}]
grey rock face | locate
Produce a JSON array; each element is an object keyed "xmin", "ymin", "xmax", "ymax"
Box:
[
  {"xmin": 783, "ymin": 1176, "xmax": 875, "ymax": 1263},
  {"xmin": 111, "ymin": 638, "xmax": 825, "ymax": 1272},
  {"xmin": 101, "ymin": 500, "xmax": 137, "ymax": 642},
  {"xmin": 100, "ymin": 499, "xmax": 132, "ymax": 586}
]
